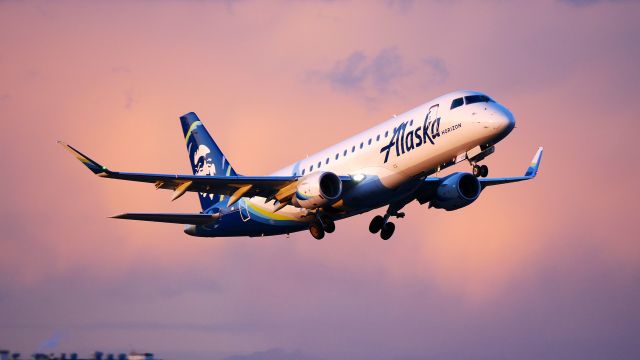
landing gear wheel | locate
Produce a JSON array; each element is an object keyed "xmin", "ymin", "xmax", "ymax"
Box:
[
  {"xmin": 369, "ymin": 215, "xmax": 385, "ymax": 234},
  {"xmin": 318, "ymin": 214, "xmax": 335, "ymax": 233},
  {"xmin": 309, "ymin": 222, "xmax": 325, "ymax": 240},
  {"xmin": 479, "ymin": 165, "xmax": 489, "ymax": 177},
  {"xmin": 380, "ymin": 222, "xmax": 395, "ymax": 240},
  {"xmin": 323, "ymin": 218, "xmax": 335, "ymax": 233},
  {"xmin": 472, "ymin": 165, "xmax": 481, "ymax": 177}
]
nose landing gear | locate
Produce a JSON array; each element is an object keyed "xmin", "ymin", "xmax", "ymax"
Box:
[{"xmin": 472, "ymin": 164, "xmax": 489, "ymax": 177}]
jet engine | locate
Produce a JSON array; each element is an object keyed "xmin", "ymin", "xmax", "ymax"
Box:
[
  {"xmin": 291, "ymin": 171, "xmax": 342, "ymax": 209},
  {"xmin": 430, "ymin": 172, "xmax": 481, "ymax": 211}
]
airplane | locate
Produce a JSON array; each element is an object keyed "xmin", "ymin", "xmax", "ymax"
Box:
[{"xmin": 60, "ymin": 90, "xmax": 542, "ymax": 240}]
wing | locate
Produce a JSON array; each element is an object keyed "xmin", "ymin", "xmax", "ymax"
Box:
[
  {"xmin": 479, "ymin": 146, "xmax": 543, "ymax": 187},
  {"xmin": 417, "ymin": 147, "xmax": 543, "ymax": 202},
  {"xmin": 59, "ymin": 141, "xmax": 353, "ymax": 207}
]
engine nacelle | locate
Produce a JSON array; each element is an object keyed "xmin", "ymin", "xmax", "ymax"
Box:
[
  {"xmin": 291, "ymin": 171, "xmax": 343, "ymax": 209},
  {"xmin": 430, "ymin": 172, "xmax": 481, "ymax": 211}
]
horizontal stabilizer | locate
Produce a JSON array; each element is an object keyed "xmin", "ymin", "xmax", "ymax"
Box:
[{"xmin": 111, "ymin": 212, "xmax": 220, "ymax": 225}]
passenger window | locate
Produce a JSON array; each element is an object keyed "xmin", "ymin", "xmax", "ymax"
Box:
[
  {"xmin": 368, "ymin": 138, "xmax": 372, "ymax": 145},
  {"xmin": 409, "ymin": 119, "xmax": 413, "ymax": 126},
  {"xmin": 385, "ymin": 130, "xmax": 389, "ymax": 137},
  {"xmin": 450, "ymin": 97, "xmax": 464, "ymax": 109},
  {"xmin": 360, "ymin": 142, "xmax": 363, "ymax": 149},
  {"xmin": 335, "ymin": 153, "xmax": 339, "ymax": 160},
  {"xmin": 344, "ymin": 149, "xmax": 347, "ymax": 156},
  {"xmin": 352, "ymin": 146, "xmax": 355, "ymax": 153},
  {"xmin": 310, "ymin": 165, "xmax": 314, "ymax": 171},
  {"xmin": 317, "ymin": 161, "xmax": 321, "ymax": 168},
  {"xmin": 376, "ymin": 134, "xmax": 380, "ymax": 141},
  {"xmin": 325, "ymin": 158, "xmax": 329, "ymax": 164},
  {"xmin": 301, "ymin": 169, "xmax": 305, "ymax": 175}
]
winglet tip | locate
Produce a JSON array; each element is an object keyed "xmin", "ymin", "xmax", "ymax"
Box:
[
  {"xmin": 59, "ymin": 142, "xmax": 108, "ymax": 175},
  {"xmin": 535, "ymin": 146, "xmax": 544, "ymax": 162},
  {"xmin": 524, "ymin": 146, "xmax": 544, "ymax": 177}
]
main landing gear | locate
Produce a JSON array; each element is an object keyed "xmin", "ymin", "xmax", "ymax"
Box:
[
  {"xmin": 472, "ymin": 164, "xmax": 489, "ymax": 178},
  {"xmin": 308, "ymin": 213, "xmax": 335, "ymax": 240},
  {"xmin": 369, "ymin": 211, "xmax": 404, "ymax": 240}
]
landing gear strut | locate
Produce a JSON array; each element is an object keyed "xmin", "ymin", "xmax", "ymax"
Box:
[
  {"xmin": 318, "ymin": 213, "xmax": 335, "ymax": 233},
  {"xmin": 473, "ymin": 164, "xmax": 489, "ymax": 178}
]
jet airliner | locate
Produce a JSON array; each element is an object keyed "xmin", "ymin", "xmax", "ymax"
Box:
[{"xmin": 60, "ymin": 90, "xmax": 542, "ymax": 240}]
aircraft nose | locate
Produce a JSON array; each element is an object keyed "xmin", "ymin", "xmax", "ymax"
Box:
[
  {"xmin": 501, "ymin": 109, "xmax": 516, "ymax": 133},
  {"xmin": 495, "ymin": 108, "xmax": 516, "ymax": 135}
]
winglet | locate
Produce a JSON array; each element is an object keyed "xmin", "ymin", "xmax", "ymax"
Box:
[
  {"xmin": 524, "ymin": 147, "xmax": 543, "ymax": 177},
  {"xmin": 58, "ymin": 141, "xmax": 110, "ymax": 176}
]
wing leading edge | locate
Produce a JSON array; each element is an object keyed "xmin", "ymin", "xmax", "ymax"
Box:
[
  {"xmin": 59, "ymin": 142, "xmax": 353, "ymax": 208},
  {"xmin": 420, "ymin": 146, "xmax": 543, "ymax": 193}
]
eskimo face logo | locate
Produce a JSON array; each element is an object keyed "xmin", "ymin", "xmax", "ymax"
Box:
[
  {"xmin": 193, "ymin": 144, "xmax": 216, "ymax": 198},
  {"xmin": 194, "ymin": 144, "xmax": 216, "ymax": 176}
]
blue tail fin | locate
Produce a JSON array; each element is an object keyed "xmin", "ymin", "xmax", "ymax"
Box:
[{"xmin": 180, "ymin": 112, "xmax": 237, "ymax": 211}]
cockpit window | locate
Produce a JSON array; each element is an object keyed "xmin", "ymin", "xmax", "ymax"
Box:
[
  {"xmin": 464, "ymin": 95, "xmax": 494, "ymax": 105},
  {"xmin": 450, "ymin": 97, "xmax": 464, "ymax": 110}
]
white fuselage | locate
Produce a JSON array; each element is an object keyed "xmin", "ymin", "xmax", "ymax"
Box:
[{"xmin": 240, "ymin": 90, "xmax": 515, "ymax": 224}]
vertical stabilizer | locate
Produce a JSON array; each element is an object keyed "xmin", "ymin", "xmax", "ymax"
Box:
[{"xmin": 180, "ymin": 112, "xmax": 237, "ymax": 211}]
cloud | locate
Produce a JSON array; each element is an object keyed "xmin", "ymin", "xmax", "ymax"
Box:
[
  {"xmin": 111, "ymin": 66, "xmax": 131, "ymax": 74},
  {"xmin": 319, "ymin": 49, "xmax": 447, "ymax": 100},
  {"xmin": 370, "ymin": 47, "xmax": 408, "ymax": 92},
  {"xmin": 37, "ymin": 331, "xmax": 66, "ymax": 351},
  {"xmin": 385, "ymin": 0, "xmax": 414, "ymax": 11},
  {"xmin": 85, "ymin": 320, "xmax": 250, "ymax": 333},
  {"xmin": 124, "ymin": 89, "xmax": 135, "ymax": 110},
  {"xmin": 322, "ymin": 48, "xmax": 410, "ymax": 95},
  {"xmin": 422, "ymin": 56, "xmax": 449, "ymax": 84},
  {"xmin": 558, "ymin": 0, "xmax": 629, "ymax": 6},
  {"xmin": 222, "ymin": 348, "xmax": 322, "ymax": 360},
  {"xmin": 325, "ymin": 51, "xmax": 368, "ymax": 91}
]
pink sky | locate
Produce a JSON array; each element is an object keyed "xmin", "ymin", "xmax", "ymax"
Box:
[{"xmin": 1, "ymin": 1, "xmax": 639, "ymax": 359}]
